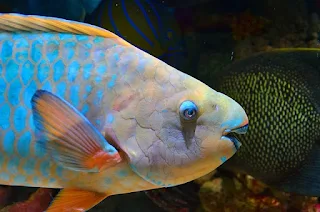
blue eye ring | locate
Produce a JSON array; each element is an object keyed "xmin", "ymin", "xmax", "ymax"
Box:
[{"xmin": 179, "ymin": 100, "xmax": 198, "ymax": 121}]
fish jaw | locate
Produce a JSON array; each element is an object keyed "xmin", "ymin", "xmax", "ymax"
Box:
[{"xmin": 218, "ymin": 91, "xmax": 249, "ymax": 149}]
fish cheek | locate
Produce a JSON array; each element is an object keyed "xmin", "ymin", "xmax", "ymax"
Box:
[
  {"xmin": 195, "ymin": 115, "xmax": 235, "ymax": 160},
  {"xmin": 123, "ymin": 126, "xmax": 172, "ymax": 185},
  {"xmin": 122, "ymin": 118, "xmax": 194, "ymax": 186}
]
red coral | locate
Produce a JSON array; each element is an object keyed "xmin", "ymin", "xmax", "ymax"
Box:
[{"xmin": 3, "ymin": 188, "xmax": 53, "ymax": 212}]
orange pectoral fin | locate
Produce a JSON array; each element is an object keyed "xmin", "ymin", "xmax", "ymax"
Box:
[
  {"xmin": 31, "ymin": 90, "xmax": 122, "ymax": 172},
  {"xmin": 46, "ymin": 188, "xmax": 109, "ymax": 212}
]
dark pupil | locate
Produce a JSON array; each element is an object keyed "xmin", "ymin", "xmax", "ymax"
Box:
[{"xmin": 185, "ymin": 109, "xmax": 195, "ymax": 117}]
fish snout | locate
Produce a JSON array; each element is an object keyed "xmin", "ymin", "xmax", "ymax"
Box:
[{"xmin": 219, "ymin": 93, "xmax": 249, "ymax": 150}]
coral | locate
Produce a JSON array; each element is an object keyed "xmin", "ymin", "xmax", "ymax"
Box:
[
  {"xmin": 0, "ymin": 188, "xmax": 54, "ymax": 212},
  {"xmin": 197, "ymin": 171, "xmax": 319, "ymax": 212},
  {"xmin": 0, "ymin": 187, "xmax": 12, "ymax": 208}
]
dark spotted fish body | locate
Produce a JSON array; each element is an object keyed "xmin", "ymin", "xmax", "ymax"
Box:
[
  {"xmin": 210, "ymin": 49, "xmax": 320, "ymax": 196},
  {"xmin": 0, "ymin": 13, "xmax": 249, "ymax": 211}
]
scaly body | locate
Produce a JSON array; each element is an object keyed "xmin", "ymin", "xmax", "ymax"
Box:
[
  {"xmin": 0, "ymin": 13, "xmax": 248, "ymax": 211},
  {"xmin": 0, "ymin": 31, "xmax": 160, "ymax": 193}
]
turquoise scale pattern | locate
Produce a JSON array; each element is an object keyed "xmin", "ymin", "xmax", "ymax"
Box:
[{"xmin": 0, "ymin": 32, "xmax": 126, "ymax": 183}]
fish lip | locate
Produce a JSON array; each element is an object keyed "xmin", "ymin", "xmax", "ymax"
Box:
[
  {"xmin": 229, "ymin": 136, "xmax": 242, "ymax": 150},
  {"xmin": 231, "ymin": 123, "xmax": 249, "ymax": 134},
  {"xmin": 222, "ymin": 123, "xmax": 249, "ymax": 136},
  {"xmin": 222, "ymin": 123, "xmax": 248, "ymax": 150}
]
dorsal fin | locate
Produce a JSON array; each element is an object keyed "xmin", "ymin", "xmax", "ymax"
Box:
[{"xmin": 0, "ymin": 13, "xmax": 132, "ymax": 46}]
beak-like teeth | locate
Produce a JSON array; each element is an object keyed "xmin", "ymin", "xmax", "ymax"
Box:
[
  {"xmin": 231, "ymin": 124, "xmax": 249, "ymax": 135},
  {"xmin": 230, "ymin": 136, "xmax": 242, "ymax": 150}
]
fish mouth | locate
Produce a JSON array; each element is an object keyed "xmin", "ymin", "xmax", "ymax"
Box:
[{"xmin": 222, "ymin": 123, "xmax": 249, "ymax": 150}]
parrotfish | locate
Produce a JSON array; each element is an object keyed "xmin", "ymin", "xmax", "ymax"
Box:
[
  {"xmin": 0, "ymin": 13, "xmax": 248, "ymax": 211},
  {"xmin": 210, "ymin": 49, "xmax": 320, "ymax": 196}
]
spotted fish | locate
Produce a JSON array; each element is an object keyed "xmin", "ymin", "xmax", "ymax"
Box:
[
  {"xmin": 210, "ymin": 49, "xmax": 320, "ymax": 196},
  {"xmin": 0, "ymin": 13, "xmax": 248, "ymax": 211}
]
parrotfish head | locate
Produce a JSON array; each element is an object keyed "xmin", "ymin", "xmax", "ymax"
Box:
[{"xmin": 108, "ymin": 65, "xmax": 248, "ymax": 187}]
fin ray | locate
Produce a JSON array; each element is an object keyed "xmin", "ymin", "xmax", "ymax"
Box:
[
  {"xmin": 31, "ymin": 90, "xmax": 122, "ymax": 172},
  {"xmin": 46, "ymin": 188, "xmax": 108, "ymax": 212},
  {"xmin": 0, "ymin": 13, "xmax": 131, "ymax": 46}
]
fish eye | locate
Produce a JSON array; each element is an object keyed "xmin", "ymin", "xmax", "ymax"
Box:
[{"xmin": 179, "ymin": 100, "xmax": 198, "ymax": 121}]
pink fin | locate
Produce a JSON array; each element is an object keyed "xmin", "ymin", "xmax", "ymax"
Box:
[{"xmin": 31, "ymin": 90, "xmax": 122, "ymax": 172}]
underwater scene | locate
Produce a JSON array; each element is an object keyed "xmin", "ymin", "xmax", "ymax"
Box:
[{"xmin": 0, "ymin": 0, "xmax": 319, "ymax": 211}]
